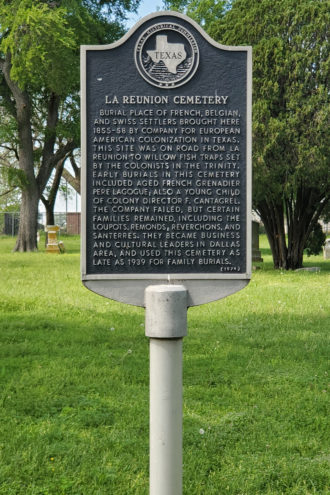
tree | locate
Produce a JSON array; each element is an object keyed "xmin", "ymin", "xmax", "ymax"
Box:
[
  {"xmin": 0, "ymin": 164, "xmax": 22, "ymax": 212},
  {"xmin": 164, "ymin": 0, "xmax": 227, "ymax": 33},
  {"xmin": 166, "ymin": 0, "xmax": 329, "ymax": 269},
  {"xmin": 0, "ymin": 2, "xmax": 75, "ymax": 250},
  {"xmin": 0, "ymin": 0, "xmax": 139, "ymax": 251},
  {"xmin": 62, "ymin": 153, "xmax": 81, "ymax": 195},
  {"xmin": 0, "ymin": 108, "xmax": 24, "ymax": 210},
  {"xmin": 304, "ymin": 222, "xmax": 326, "ymax": 257},
  {"xmin": 41, "ymin": 156, "xmax": 68, "ymax": 226}
]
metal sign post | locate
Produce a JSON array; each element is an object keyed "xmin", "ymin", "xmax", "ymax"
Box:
[
  {"xmin": 145, "ymin": 285, "xmax": 187, "ymax": 495},
  {"xmin": 81, "ymin": 11, "xmax": 252, "ymax": 494}
]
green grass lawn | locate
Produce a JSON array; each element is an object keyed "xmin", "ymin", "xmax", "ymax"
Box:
[{"xmin": 0, "ymin": 234, "xmax": 329, "ymax": 494}]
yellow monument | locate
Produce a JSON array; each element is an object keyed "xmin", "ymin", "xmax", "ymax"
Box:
[{"xmin": 45, "ymin": 225, "xmax": 60, "ymax": 253}]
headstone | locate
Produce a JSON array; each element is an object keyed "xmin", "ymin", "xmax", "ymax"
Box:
[
  {"xmin": 324, "ymin": 238, "xmax": 330, "ymax": 260},
  {"xmin": 81, "ymin": 11, "xmax": 252, "ymax": 306},
  {"xmin": 45, "ymin": 225, "xmax": 60, "ymax": 253},
  {"xmin": 252, "ymin": 221, "xmax": 263, "ymax": 262},
  {"xmin": 295, "ymin": 267, "xmax": 321, "ymax": 272}
]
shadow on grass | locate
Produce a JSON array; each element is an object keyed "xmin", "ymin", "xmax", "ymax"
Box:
[{"xmin": 258, "ymin": 250, "xmax": 329, "ymax": 272}]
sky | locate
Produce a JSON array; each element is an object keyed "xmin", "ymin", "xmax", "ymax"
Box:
[{"xmin": 126, "ymin": 0, "xmax": 164, "ymax": 28}]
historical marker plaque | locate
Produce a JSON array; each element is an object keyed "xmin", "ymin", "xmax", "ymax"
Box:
[{"xmin": 81, "ymin": 11, "xmax": 252, "ymax": 306}]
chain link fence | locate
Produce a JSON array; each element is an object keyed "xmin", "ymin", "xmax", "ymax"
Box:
[{"xmin": 0, "ymin": 212, "xmax": 81, "ymax": 236}]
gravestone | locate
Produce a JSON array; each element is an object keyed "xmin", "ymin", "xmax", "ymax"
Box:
[
  {"xmin": 252, "ymin": 220, "xmax": 263, "ymax": 262},
  {"xmin": 323, "ymin": 238, "xmax": 330, "ymax": 260},
  {"xmin": 81, "ymin": 11, "xmax": 252, "ymax": 306},
  {"xmin": 45, "ymin": 225, "xmax": 60, "ymax": 253}
]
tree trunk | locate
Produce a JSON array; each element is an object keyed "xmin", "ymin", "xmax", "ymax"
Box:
[
  {"xmin": 286, "ymin": 213, "xmax": 305, "ymax": 270},
  {"xmin": 285, "ymin": 187, "xmax": 328, "ymax": 270},
  {"xmin": 2, "ymin": 54, "xmax": 78, "ymax": 252},
  {"xmin": 12, "ymin": 90, "xmax": 38, "ymax": 251},
  {"xmin": 37, "ymin": 93, "xmax": 60, "ymax": 193},
  {"xmin": 41, "ymin": 157, "xmax": 66, "ymax": 227},
  {"xmin": 257, "ymin": 199, "xmax": 288, "ymax": 269},
  {"xmin": 3, "ymin": 53, "xmax": 38, "ymax": 252},
  {"xmin": 286, "ymin": 231, "xmax": 304, "ymax": 270},
  {"xmin": 256, "ymin": 186, "xmax": 329, "ymax": 270},
  {"xmin": 42, "ymin": 202, "xmax": 55, "ymax": 247},
  {"xmin": 14, "ymin": 186, "xmax": 39, "ymax": 251},
  {"xmin": 13, "ymin": 93, "xmax": 38, "ymax": 252},
  {"xmin": 45, "ymin": 205, "xmax": 55, "ymax": 226}
]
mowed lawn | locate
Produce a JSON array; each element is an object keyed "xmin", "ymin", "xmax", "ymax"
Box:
[{"xmin": 0, "ymin": 234, "xmax": 329, "ymax": 495}]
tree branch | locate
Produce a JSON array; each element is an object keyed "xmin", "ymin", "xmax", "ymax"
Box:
[
  {"xmin": 70, "ymin": 154, "xmax": 80, "ymax": 176},
  {"xmin": 37, "ymin": 138, "xmax": 77, "ymax": 193},
  {"xmin": 0, "ymin": 71, "xmax": 17, "ymax": 119},
  {"xmin": 0, "ymin": 186, "xmax": 17, "ymax": 197},
  {"xmin": 1, "ymin": 144, "xmax": 19, "ymax": 161},
  {"xmin": 2, "ymin": 52, "xmax": 24, "ymax": 104},
  {"xmin": 62, "ymin": 167, "xmax": 80, "ymax": 194},
  {"xmin": 52, "ymin": 140, "xmax": 77, "ymax": 168},
  {"xmin": 47, "ymin": 156, "xmax": 66, "ymax": 207}
]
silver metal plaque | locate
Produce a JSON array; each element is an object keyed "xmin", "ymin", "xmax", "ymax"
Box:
[{"xmin": 81, "ymin": 11, "xmax": 252, "ymax": 306}]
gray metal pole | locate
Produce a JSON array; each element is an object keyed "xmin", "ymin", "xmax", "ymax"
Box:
[{"xmin": 145, "ymin": 285, "xmax": 188, "ymax": 495}]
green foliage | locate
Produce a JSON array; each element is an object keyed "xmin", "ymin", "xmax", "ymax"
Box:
[
  {"xmin": 0, "ymin": 108, "xmax": 21, "ymax": 207},
  {"xmin": 0, "ymin": 235, "xmax": 329, "ymax": 493},
  {"xmin": 167, "ymin": 0, "xmax": 329, "ymax": 268},
  {"xmin": 0, "ymin": 0, "xmax": 141, "ymax": 136},
  {"xmin": 210, "ymin": 0, "xmax": 329, "ymax": 205},
  {"xmin": 320, "ymin": 202, "xmax": 330, "ymax": 224},
  {"xmin": 0, "ymin": 169, "xmax": 21, "ymax": 210},
  {"xmin": 164, "ymin": 0, "xmax": 228, "ymax": 32},
  {"xmin": 55, "ymin": 95, "xmax": 81, "ymax": 144},
  {"xmin": 304, "ymin": 222, "xmax": 326, "ymax": 257},
  {"xmin": 0, "ymin": 0, "xmax": 135, "ymax": 95},
  {"xmin": 0, "ymin": 110, "xmax": 18, "ymax": 148},
  {"xmin": 0, "ymin": 0, "xmax": 141, "ymax": 241},
  {"xmin": 6, "ymin": 165, "xmax": 29, "ymax": 188},
  {"xmin": 0, "ymin": 1, "xmax": 77, "ymax": 94}
]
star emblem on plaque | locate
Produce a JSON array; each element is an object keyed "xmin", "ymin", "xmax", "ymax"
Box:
[{"xmin": 135, "ymin": 23, "xmax": 199, "ymax": 88}]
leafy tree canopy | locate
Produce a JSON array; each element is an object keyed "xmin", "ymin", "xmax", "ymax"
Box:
[
  {"xmin": 164, "ymin": 0, "xmax": 228, "ymax": 32},
  {"xmin": 0, "ymin": 0, "xmax": 140, "ymax": 250},
  {"xmin": 166, "ymin": 0, "xmax": 329, "ymax": 268},
  {"xmin": 0, "ymin": 0, "xmax": 138, "ymax": 94},
  {"xmin": 214, "ymin": 0, "xmax": 329, "ymax": 200}
]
